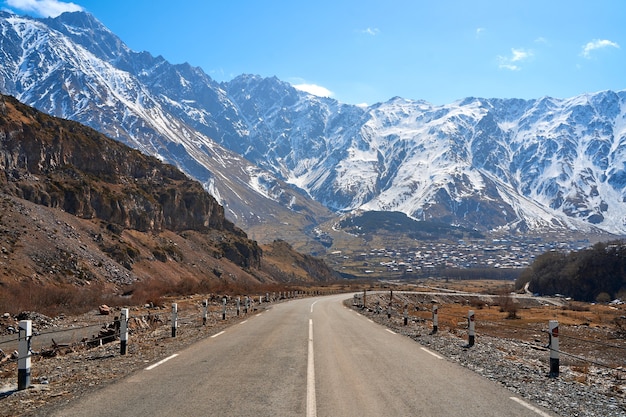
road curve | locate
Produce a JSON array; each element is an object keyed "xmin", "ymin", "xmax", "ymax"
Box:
[{"xmin": 51, "ymin": 294, "xmax": 556, "ymax": 417}]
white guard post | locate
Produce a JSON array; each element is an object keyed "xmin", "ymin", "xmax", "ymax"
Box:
[
  {"xmin": 18, "ymin": 320, "xmax": 32, "ymax": 390},
  {"xmin": 548, "ymin": 320, "xmax": 559, "ymax": 377},
  {"xmin": 466, "ymin": 310, "xmax": 475, "ymax": 347},
  {"xmin": 432, "ymin": 304, "xmax": 439, "ymax": 334},
  {"xmin": 171, "ymin": 303, "xmax": 178, "ymax": 337},
  {"xmin": 120, "ymin": 308, "xmax": 129, "ymax": 355}
]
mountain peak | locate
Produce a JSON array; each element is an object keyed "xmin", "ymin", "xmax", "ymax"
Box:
[{"xmin": 0, "ymin": 10, "xmax": 625, "ymax": 242}]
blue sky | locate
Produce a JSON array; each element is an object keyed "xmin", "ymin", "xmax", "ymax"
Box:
[{"xmin": 3, "ymin": 0, "xmax": 625, "ymax": 106}]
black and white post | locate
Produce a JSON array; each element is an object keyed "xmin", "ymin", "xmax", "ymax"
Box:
[
  {"xmin": 171, "ymin": 303, "xmax": 178, "ymax": 337},
  {"xmin": 236, "ymin": 297, "xmax": 240, "ymax": 316},
  {"xmin": 403, "ymin": 304, "xmax": 408, "ymax": 326},
  {"xmin": 222, "ymin": 297, "xmax": 227, "ymax": 320},
  {"xmin": 202, "ymin": 300, "xmax": 208, "ymax": 325},
  {"xmin": 432, "ymin": 304, "xmax": 439, "ymax": 334},
  {"xmin": 548, "ymin": 320, "xmax": 559, "ymax": 378},
  {"xmin": 18, "ymin": 319, "xmax": 31, "ymax": 390},
  {"xmin": 120, "ymin": 308, "xmax": 129, "ymax": 355},
  {"xmin": 466, "ymin": 310, "xmax": 475, "ymax": 347}
]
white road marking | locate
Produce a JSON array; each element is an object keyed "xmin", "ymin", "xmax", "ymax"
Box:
[
  {"xmin": 510, "ymin": 397, "xmax": 553, "ymax": 417},
  {"xmin": 255, "ymin": 313, "xmax": 262, "ymax": 317},
  {"xmin": 210, "ymin": 331, "xmax": 225, "ymax": 338},
  {"xmin": 421, "ymin": 347, "xmax": 443, "ymax": 359},
  {"xmin": 385, "ymin": 329, "xmax": 396, "ymax": 335},
  {"xmin": 145, "ymin": 354, "xmax": 178, "ymax": 370},
  {"xmin": 310, "ymin": 300, "xmax": 319, "ymax": 313},
  {"xmin": 307, "ymin": 319, "xmax": 317, "ymax": 417},
  {"xmin": 240, "ymin": 320, "xmax": 248, "ymax": 325}
]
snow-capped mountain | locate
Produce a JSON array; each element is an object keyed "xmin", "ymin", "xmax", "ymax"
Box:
[
  {"xmin": 0, "ymin": 10, "xmax": 333, "ymax": 245},
  {"xmin": 1, "ymin": 10, "xmax": 625, "ymax": 240}
]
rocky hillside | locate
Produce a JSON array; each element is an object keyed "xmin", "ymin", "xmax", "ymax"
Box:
[{"xmin": 0, "ymin": 95, "xmax": 336, "ymax": 315}]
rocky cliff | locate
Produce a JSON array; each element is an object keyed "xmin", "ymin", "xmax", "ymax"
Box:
[{"xmin": 0, "ymin": 94, "xmax": 233, "ymax": 235}]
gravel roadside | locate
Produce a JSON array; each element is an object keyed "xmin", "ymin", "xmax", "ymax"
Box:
[{"xmin": 352, "ymin": 299, "xmax": 626, "ymax": 417}]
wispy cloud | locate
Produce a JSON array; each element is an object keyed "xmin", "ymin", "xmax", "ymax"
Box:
[
  {"xmin": 5, "ymin": 0, "xmax": 83, "ymax": 17},
  {"xmin": 475, "ymin": 27, "xmax": 485, "ymax": 38},
  {"xmin": 293, "ymin": 83, "xmax": 334, "ymax": 98},
  {"xmin": 361, "ymin": 27, "xmax": 380, "ymax": 36},
  {"xmin": 581, "ymin": 39, "xmax": 620, "ymax": 58},
  {"xmin": 497, "ymin": 48, "xmax": 533, "ymax": 71}
]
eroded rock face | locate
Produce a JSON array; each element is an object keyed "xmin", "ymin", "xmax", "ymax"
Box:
[{"xmin": 0, "ymin": 95, "xmax": 234, "ymax": 235}]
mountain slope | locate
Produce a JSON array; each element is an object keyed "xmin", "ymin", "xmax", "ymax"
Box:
[
  {"xmin": 0, "ymin": 10, "xmax": 624, "ymax": 241},
  {"xmin": 0, "ymin": 94, "xmax": 337, "ymax": 304},
  {"xmin": 0, "ymin": 11, "xmax": 333, "ymax": 249}
]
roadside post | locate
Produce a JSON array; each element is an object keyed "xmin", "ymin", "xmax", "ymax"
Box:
[
  {"xmin": 548, "ymin": 320, "xmax": 559, "ymax": 377},
  {"xmin": 431, "ymin": 304, "xmax": 439, "ymax": 334},
  {"xmin": 465, "ymin": 310, "xmax": 475, "ymax": 347},
  {"xmin": 237, "ymin": 297, "xmax": 241, "ymax": 316},
  {"xmin": 171, "ymin": 303, "xmax": 178, "ymax": 337},
  {"xmin": 363, "ymin": 289, "xmax": 367, "ymax": 309},
  {"xmin": 17, "ymin": 320, "xmax": 32, "ymax": 390},
  {"xmin": 202, "ymin": 300, "xmax": 208, "ymax": 325},
  {"xmin": 222, "ymin": 297, "xmax": 227, "ymax": 320},
  {"xmin": 403, "ymin": 304, "xmax": 408, "ymax": 326},
  {"xmin": 120, "ymin": 308, "xmax": 129, "ymax": 355}
]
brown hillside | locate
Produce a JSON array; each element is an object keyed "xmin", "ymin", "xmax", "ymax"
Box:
[{"xmin": 0, "ymin": 95, "xmax": 336, "ymax": 316}]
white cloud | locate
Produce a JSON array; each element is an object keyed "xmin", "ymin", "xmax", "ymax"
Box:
[
  {"xmin": 293, "ymin": 83, "xmax": 334, "ymax": 98},
  {"xmin": 497, "ymin": 48, "xmax": 533, "ymax": 71},
  {"xmin": 361, "ymin": 27, "xmax": 380, "ymax": 36},
  {"xmin": 5, "ymin": 0, "xmax": 83, "ymax": 17},
  {"xmin": 475, "ymin": 27, "xmax": 485, "ymax": 38},
  {"xmin": 581, "ymin": 39, "xmax": 620, "ymax": 58},
  {"xmin": 511, "ymin": 48, "xmax": 532, "ymax": 62}
]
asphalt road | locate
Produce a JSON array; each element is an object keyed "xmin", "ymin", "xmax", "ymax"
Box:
[{"xmin": 51, "ymin": 294, "xmax": 556, "ymax": 417}]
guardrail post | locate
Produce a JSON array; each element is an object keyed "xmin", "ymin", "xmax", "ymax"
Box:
[
  {"xmin": 120, "ymin": 308, "xmax": 129, "ymax": 355},
  {"xmin": 431, "ymin": 304, "xmax": 438, "ymax": 334},
  {"xmin": 202, "ymin": 300, "xmax": 208, "ymax": 325},
  {"xmin": 236, "ymin": 297, "xmax": 241, "ymax": 316},
  {"xmin": 171, "ymin": 303, "xmax": 178, "ymax": 337},
  {"xmin": 18, "ymin": 320, "xmax": 31, "ymax": 390},
  {"xmin": 363, "ymin": 289, "xmax": 367, "ymax": 309},
  {"xmin": 465, "ymin": 310, "xmax": 475, "ymax": 347},
  {"xmin": 222, "ymin": 297, "xmax": 227, "ymax": 320},
  {"xmin": 403, "ymin": 304, "xmax": 408, "ymax": 325},
  {"xmin": 548, "ymin": 320, "xmax": 559, "ymax": 378},
  {"xmin": 244, "ymin": 296, "xmax": 249, "ymax": 314}
]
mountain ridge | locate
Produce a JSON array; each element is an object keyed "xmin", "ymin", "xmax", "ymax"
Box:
[
  {"xmin": 0, "ymin": 10, "xmax": 624, "ymax": 245},
  {"xmin": 0, "ymin": 92, "xmax": 337, "ymax": 307}
]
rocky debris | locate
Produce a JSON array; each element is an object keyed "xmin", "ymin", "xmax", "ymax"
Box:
[{"xmin": 98, "ymin": 305, "xmax": 111, "ymax": 315}]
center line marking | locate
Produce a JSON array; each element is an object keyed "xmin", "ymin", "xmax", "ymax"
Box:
[
  {"xmin": 145, "ymin": 354, "xmax": 178, "ymax": 370},
  {"xmin": 307, "ymin": 319, "xmax": 317, "ymax": 417}
]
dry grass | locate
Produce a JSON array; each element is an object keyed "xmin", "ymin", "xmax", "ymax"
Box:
[{"xmin": 0, "ymin": 280, "xmax": 125, "ymax": 317}]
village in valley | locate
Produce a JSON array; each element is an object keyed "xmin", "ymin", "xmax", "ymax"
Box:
[{"xmin": 325, "ymin": 234, "xmax": 595, "ymax": 278}]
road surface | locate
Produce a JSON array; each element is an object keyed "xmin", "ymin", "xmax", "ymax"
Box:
[{"xmin": 51, "ymin": 294, "xmax": 556, "ymax": 416}]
